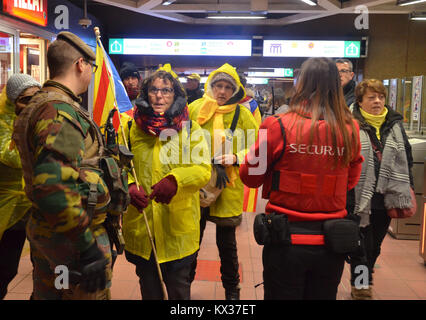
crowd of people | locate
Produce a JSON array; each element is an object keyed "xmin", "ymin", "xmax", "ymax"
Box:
[{"xmin": 0, "ymin": 31, "xmax": 414, "ymax": 301}]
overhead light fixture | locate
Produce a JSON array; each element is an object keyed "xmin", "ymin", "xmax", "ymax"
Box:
[
  {"xmin": 162, "ymin": 0, "xmax": 176, "ymax": 5},
  {"xmin": 409, "ymin": 11, "xmax": 426, "ymax": 20},
  {"xmin": 299, "ymin": 0, "xmax": 318, "ymax": 6},
  {"xmin": 207, "ymin": 13, "xmax": 267, "ymax": 20},
  {"xmin": 397, "ymin": 0, "xmax": 426, "ymax": 6}
]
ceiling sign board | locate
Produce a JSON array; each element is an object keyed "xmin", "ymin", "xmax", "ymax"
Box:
[
  {"xmin": 109, "ymin": 38, "xmax": 252, "ymax": 56},
  {"xmin": 248, "ymin": 68, "xmax": 293, "ymax": 78},
  {"xmin": 263, "ymin": 40, "xmax": 361, "ymax": 58},
  {"xmin": 3, "ymin": 0, "xmax": 48, "ymax": 26}
]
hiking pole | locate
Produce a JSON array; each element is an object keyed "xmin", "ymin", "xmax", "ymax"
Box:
[{"xmin": 93, "ymin": 27, "xmax": 168, "ymax": 300}]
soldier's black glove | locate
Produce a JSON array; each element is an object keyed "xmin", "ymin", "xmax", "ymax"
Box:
[
  {"xmin": 214, "ymin": 164, "xmax": 229, "ymax": 189},
  {"xmin": 71, "ymin": 243, "xmax": 108, "ymax": 293}
]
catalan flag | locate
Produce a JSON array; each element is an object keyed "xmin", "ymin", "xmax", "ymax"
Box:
[
  {"xmin": 92, "ymin": 37, "xmax": 133, "ymax": 131},
  {"xmin": 243, "ymin": 186, "xmax": 258, "ymax": 213}
]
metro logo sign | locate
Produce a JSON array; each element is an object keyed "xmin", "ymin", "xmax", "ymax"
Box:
[
  {"xmin": 264, "ymin": 40, "xmax": 361, "ymax": 58},
  {"xmin": 3, "ymin": 0, "xmax": 48, "ymax": 26}
]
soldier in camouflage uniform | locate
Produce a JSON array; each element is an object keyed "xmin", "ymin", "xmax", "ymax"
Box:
[{"xmin": 12, "ymin": 32, "xmax": 119, "ymax": 300}]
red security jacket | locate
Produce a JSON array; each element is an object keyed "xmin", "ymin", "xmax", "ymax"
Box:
[{"xmin": 240, "ymin": 112, "xmax": 363, "ymax": 224}]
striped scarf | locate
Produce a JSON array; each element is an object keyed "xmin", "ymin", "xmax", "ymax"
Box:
[{"xmin": 354, "ymin": 123, "xmax": 411, "ymax": 227}]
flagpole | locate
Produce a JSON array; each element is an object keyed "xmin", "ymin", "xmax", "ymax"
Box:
[{"xmin": 93, "ymin": 27, "xmax": 168, "ymax": 301}]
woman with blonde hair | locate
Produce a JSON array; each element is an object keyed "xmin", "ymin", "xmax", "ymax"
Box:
[{"xmin": 347, "ymin": 79, "xmax": 414, "ymax": 300}]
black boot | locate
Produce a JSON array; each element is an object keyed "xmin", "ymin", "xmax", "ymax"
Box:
[{"xmin": 225, "ymin": 285, "xmax": 240, "ymax": 300}]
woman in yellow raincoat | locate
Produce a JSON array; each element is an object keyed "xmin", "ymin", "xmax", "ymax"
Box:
[
  {"xmin": 120, "ymin": 65, "xmax": 211, "ymax": 300},
  {"xmin": 0, "ymin": 74, "xmax": 40, "ymax": 299},
  {"xmin": 188, "ymin": 63, "xmax": 259, "ymax": 300}
]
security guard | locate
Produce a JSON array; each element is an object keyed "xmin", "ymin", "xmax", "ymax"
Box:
[{"xmin": 13, "ymin": 32, "xmax": 120, "ymax": 300}]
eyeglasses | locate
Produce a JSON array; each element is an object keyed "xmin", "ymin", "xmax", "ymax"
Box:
[
  {"xmin": 16, "ymin": 95, "xmax": 33, "ymax": 105},
  {"xmin": 75, "ymin": 57, "xmax": 98, "ymax": 73},
  {"xmin": 148, "ymin": 87, "xmax": 174, "ymax": 96},
  {"xmin": 338, "ymin": 69, "xmax": 352, "ymax": 74},
  {"xmin": 213, "ymin": 83, "xmax": 234, "ymax": 91},
  {"xmin": 83, "ymin": 59, "xmax": 98, "ymax": 73}
]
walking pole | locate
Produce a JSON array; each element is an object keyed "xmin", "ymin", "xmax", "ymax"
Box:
[{"xmin": 93, "ymin": 27, "xmax": 168, "ymax": 300}]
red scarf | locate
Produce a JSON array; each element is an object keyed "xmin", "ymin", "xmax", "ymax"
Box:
[{"xmin": 135, "ymin": 105, "xmax": 189, "ymax": 136}]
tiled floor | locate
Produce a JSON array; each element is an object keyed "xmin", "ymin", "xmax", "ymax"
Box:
[{"xmin": 4, "ymin": 196, "xmax": 426, "ymax": 300}]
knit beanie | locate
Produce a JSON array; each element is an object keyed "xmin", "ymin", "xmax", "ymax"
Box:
[
  {"xmin": 210, "ymin": 72, "xmax": 237, "ymax": 92},
  {"xmin": 6, "ymin": 74, "xmax": 41, "ymax": 103},
  {"xmin": 120, "ymin": 62, "xmax": 141, "ymax": 81}
]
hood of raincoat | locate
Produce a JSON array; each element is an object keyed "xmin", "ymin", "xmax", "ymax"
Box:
[
  {"xmin": 204, "ymin": 63, "xmax": 246, "ymax": 106},
  {"xmin": 0, "ymin": 87, "xmax": 31, "ymax": 240}
]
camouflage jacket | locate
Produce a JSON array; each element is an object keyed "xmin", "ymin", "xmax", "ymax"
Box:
[{"xmin": 13, "ymin": 80, "xmax": 110, "ymax": 252}]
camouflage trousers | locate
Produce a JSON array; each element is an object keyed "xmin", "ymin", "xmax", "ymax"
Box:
[{"xmin": 27, "ymin": 216, "xmax": 112, "ymax": 300}]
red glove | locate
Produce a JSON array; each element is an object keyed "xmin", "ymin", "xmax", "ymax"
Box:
[
  {"xmin": 129, "ymin": 183, "xmax": 149, "ymax": 212},
  {"xmin": 149, "ymin": 175, "xmax": 178, "ymax": 204}
]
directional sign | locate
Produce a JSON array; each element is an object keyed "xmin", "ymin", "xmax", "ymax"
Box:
[
  {"xmin": 263, "ymin": 40, "xmax": 361, "ymax": 58},
  {"xmin": 109, "ymin": 38, "xmax": 252, "ymax": 56}
]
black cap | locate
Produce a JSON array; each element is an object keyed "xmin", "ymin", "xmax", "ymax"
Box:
[{"xmin": 120, "ymin": 62, "xmax": 140, "ymax": 81}]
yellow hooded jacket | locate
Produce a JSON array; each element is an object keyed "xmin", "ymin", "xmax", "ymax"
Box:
[
  {"xmin": 119, "ymin": 116, "xmax": 211, "ymax": 263},
  {"xmin": 189, "ymin": 63, "xmax": 259, "ymax": 219},
  {"xmin": 0, "ymin": 88, "xmax": 31, "ymax": 240}
]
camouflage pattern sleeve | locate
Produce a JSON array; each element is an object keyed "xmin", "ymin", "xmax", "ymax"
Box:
[{"xmin": 31, "ymin": 101, "xmax": 94, "ymax": 252}]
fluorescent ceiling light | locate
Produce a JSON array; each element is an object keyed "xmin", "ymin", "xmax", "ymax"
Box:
[
  {"xmin": 397, "ymin": 0, "xmax": 426, "ymax": 6},
  {"xmin": 410, "ymin": 12, "xmax": 426, "ymax": 20},
  {"xmin": 162, "ymin": 0, "xmax": 176, "ymax": 5},
  {"xmin": 299, "ymin": 0, "xmax": 318, "ymax": 6},
  {"xmin": 207, "ymin": 14, "xmax": 266, "ymax": 20}
]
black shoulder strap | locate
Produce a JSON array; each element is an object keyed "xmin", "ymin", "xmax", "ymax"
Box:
[
  {"xmin": 270, "ymin": 115, "xmax": 287, "ymax": 194},
  {"xmin": 270, "ymin": 115, "xmax": 286, "ymax": 168},
  {"xmin": 127, "ymin": 119, "xmax": 133, "ymax": 152},
  {"xmin": 229, "ymin": 104, "xmax": 240, "ymax": 133},
  {"xmin": 186, "ymin": 119, "xmax": 192, "ymax": 138}
]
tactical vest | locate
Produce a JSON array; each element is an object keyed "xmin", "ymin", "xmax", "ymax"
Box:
[
  {"xmin": 13, "ymin": 89, "xmax": 129, "ymax": 224},
  {"xmin": 264, "ymin": 113, "xmax": 350, "ymax": 222}
]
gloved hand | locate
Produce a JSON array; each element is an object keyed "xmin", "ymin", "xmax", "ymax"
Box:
[
  {"xmin": 214, "ymin": 164, "xmax": 229, "ymax": 189},
  {"xmin": 71, "ymin": 242, "xmax": 108, "ymax": 293},
  {"xmin": 129, "ymin": 183, "xmax": 149, "ymax": 212},
  {"xmin": 149, "ymin": 175, "xmax": 178, "ymax": 204}
]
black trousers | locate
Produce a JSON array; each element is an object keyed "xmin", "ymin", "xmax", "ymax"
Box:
[
  {"xmin": 125, "ymin": 250, "xmax": 194, "ymax": 300},
  {"xmin": 190, "ymin": 207, "xmax": 240, "ymax": 290},
  {"xmin": 0, "ymin": 227, "xmax": 27, "ymax": 299},
  {"xmin": 262, "ymin": 243, "xmax": 345, "ymax": 300},
  {"xmin": 350, "ymin": 208, "xmax": 391, "ymax": 285}
]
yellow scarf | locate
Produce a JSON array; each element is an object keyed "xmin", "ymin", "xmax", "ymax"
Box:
[
  {"xmin": 360, "ymin": 107, "xmax": 388, "ymax": 140},
  {"xmin": 197, "ymin": 94, "xmax": 239, "ymax": 186}
]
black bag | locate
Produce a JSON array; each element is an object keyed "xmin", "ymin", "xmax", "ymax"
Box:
[
  {"xmin": 253, "ymin": 212, "xmax": 290, "ymax": 246},
  {"xmin": 253, "ymin": 213, "xmax": 271, "ymax": 245},
  {"xmin": 323, "ymin": 218, "xmax": 361, "ymax": 254}
]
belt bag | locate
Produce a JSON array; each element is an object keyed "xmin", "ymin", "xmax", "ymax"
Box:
[
  {"xmin": 323, "ymin": 218, "xmax": 360, "ymax": 254},
  {"xmin": 253, "ymin": 212, "xmax": 290, "ymax": 246}
]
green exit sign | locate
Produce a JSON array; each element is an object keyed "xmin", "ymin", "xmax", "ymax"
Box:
[
  {"xmin": 344, "ymin": 41, "xmax": 361, "ymax": 58},
  {"xmin": 109, "ymin": 39, "xmax": 124, "ymax": 54},
  {"xmin": 284, "ymin": 68, "xmax": 293, "ymax": 77}
]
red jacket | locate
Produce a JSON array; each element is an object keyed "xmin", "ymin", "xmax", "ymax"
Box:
[{"xmin": 240, "ymin": 113, "xmax": 363, "ymax": 223}]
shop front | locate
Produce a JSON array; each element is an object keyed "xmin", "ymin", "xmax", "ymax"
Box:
[{"xmin": 0, "ymin": 0, "xmax": 101, "ymax": 91}]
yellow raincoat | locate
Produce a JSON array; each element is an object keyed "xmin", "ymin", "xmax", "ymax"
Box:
[
  {"xmin": 189, "ymin": 63, "xmax": 259, "ymax": 220},
  {"xmin": 119, "ymin": 117, "xmax": 211, "ymax": 263},
  {"xmin": 0, "ymin": 88, "xmax": 31, "ymax": 240}
]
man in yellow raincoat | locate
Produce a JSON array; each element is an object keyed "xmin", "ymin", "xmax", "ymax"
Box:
[
  {"xmin": 120, "ymin": 64, "xmax": 211, "ymax": 300},
  {"xmin": 188, "ymin": 63, "xmax": 259, "ymax": 300},
  {"xmin": 0, "ymin": 74, "xmax": 40, "ymax": 299}
]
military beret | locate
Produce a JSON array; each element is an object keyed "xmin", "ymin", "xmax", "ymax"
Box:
[{"xmin": 56, "ymin": 31, "xmax": 96, "ymax": 61}]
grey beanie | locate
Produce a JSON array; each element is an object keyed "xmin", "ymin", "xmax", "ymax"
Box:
[
  {"xmin": 6, "ymin": 74, "xmax": 41, "ymax": 103},
  {"xmin": 211, "ymin": 72, "xmax": 237, "ymax": 91}
]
